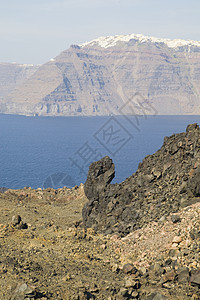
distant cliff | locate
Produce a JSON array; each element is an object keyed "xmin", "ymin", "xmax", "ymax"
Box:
[
  {"xmin": 0, "ymin": 63, "xmax": 39, "ymax": 103},
  {"xmin": 1, "ymin": 33, "xmax": 200, "ymax": 116}
]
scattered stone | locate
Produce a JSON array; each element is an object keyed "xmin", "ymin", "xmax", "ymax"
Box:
[
  {"xmin": 168, "ymin": 249, "xmax": 178, "ymax": 257},
  {"xmin": 124, "ymin": 278, "xmax": 140, "ymax": 289},
  {"xmin": 13, "ymin": 282, "xmax": 36, "ymax": 298},
  {"xmin": 171, "ymin": 214, "xmax": 181, "ymax": 223},
  {"xmin": 153, "ymin": 263, "xmax": 164, "ymax": 275},
  {"xmin": 11, "ymin": 215, "xmax": 21, "ymax": 226},
  {"xmin": 16, "ymin": 283, "xmax": 28, "ymax": 293},
  {"xmin": 118, "ymin": 287, "xmax": 128, "ymax": 297},
  {"xmin": 190, "ymin": 228, "xmax": 200, "ymax": 240},
  {"xmin": 152, "ymin": 169, "xmax": 162, "ymax": 179},
  {"xmin": 162, "ymin": 270, "xmax": 175, "ymax": 282},
  {"xmin": 132, "ymin": 290, "xmax": 138, "ymax": 298},
  {"xmin": 190, "ymin": 270, "xmax": 200, "ymax": 286},
  {"xmin": 159, "ymin": 216, "xmax": 166, "ymax": 223},
  {"xmin": 164, "ymin": 258, "xmax": 172, "ymax": 266},
  {"xmin": 11, "ymin": 215, "xmax": 28, "ymax": 229},
  {"xmin": 122, "ymin": 264, "xmax": 137, "ymax": 274},
  {"xmin": 17, "ymin": 221, "xmax": 28, "ymax": 229},
  {"xmin": 177, "ymin": 267, "xmax": 190, "ymax": 283},
  {"xmin": 172, "ymin": 236, "xmax": 182, "ymax": 244}
]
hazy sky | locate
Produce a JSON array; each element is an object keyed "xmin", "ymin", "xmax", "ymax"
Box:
[{"xmin": 1, "ymin": 0, "xmax": 200, "ymax": 64}]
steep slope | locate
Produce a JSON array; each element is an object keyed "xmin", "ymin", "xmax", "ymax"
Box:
[
  {"xmin": 83, "ymin": 123, "xmax": 200, "ymax": 235},
  {"xmin": 1, "ymin": 34, "xmax": 200, "ymax": 116},
  {"xmin": 0, "ymin": 63, "xmax": 39, "ymax": 103}
]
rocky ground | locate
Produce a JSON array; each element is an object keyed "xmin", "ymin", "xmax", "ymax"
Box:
[
  {"xmin": 0, "ymin": 185, "xmax": 125, "ymax": 299},
  {"xmin": 0, "ymin": 186, "xmax": 199, "ymax": 299},
  {"xmin": 0, "ymin": 124, "xmax": 200, "ymax": 299}
]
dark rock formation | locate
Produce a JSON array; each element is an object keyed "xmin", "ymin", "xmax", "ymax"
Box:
[
  {"xmin": 82, "ymin": 123, "xmax": 200, "ymax": 235},
  {"xmin": 84, "ymin": 156, "xmax": 115, "ymax": 201},
  {"xmin": 82, "ymin": 156, "xmax": 115, "ymax": 230}
]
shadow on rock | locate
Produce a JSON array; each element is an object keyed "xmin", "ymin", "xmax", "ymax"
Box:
[{"xmin": 82, "ymin": 123, "xmax": 200, "ymax": 236}]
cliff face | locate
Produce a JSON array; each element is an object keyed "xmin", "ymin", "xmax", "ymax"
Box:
[
  {"xmin": 1, "ymin": 34, "xmax": 200, "ymax": 116},
  {"xmin": 0, "ymin": 63, "xmax": 39, "ymax": 103}
]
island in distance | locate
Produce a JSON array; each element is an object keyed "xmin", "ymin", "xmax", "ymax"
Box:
[{"xmin": 1, "ymin": 33, "xmax": 200, "ymax": 116}]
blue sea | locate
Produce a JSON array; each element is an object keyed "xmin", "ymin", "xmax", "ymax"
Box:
[{"xmin": 0, "ymin": 114, "xmax": 199, "ymax": 189}]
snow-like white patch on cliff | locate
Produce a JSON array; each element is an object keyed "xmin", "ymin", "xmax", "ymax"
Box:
[{"xmin": 79, "ymin": 33, "xmax": 200, "ymax": 50}]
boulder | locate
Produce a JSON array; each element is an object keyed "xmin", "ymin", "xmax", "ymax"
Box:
[{"xmin": 84, "ymin": 156, "xmax": 115, "ymax": 202}]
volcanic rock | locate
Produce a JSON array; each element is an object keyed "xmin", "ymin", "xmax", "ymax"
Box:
[
  {"xmin": 171, "ymin": 214, "xmax": 181, "ymax": 223},
  {"xmin": 82, "ymin": 156, "xmax": 115, "ymax": 230},
  {"xmin": 82, "ymin": 123, "xmax": 200, "ymax": 235}
]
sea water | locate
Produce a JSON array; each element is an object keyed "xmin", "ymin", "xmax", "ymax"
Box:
[{"xmin": 0, "ymin": 114, "xmax": 199, "ymax": 189}]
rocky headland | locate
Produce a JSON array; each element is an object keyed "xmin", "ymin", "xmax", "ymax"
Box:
[{"xmin": 0, "ymin": 124, "xmax": 199, "ymax": 299}]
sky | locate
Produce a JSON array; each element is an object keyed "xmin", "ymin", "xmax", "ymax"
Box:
[{"xmin": 1, "ymin": 0, "xmax": 200, "ymax": 64}]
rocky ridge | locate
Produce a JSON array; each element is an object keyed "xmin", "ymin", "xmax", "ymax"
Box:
[{"xmin": 83, "ymin": 123, "xmax": 200, "ymax": 235}]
